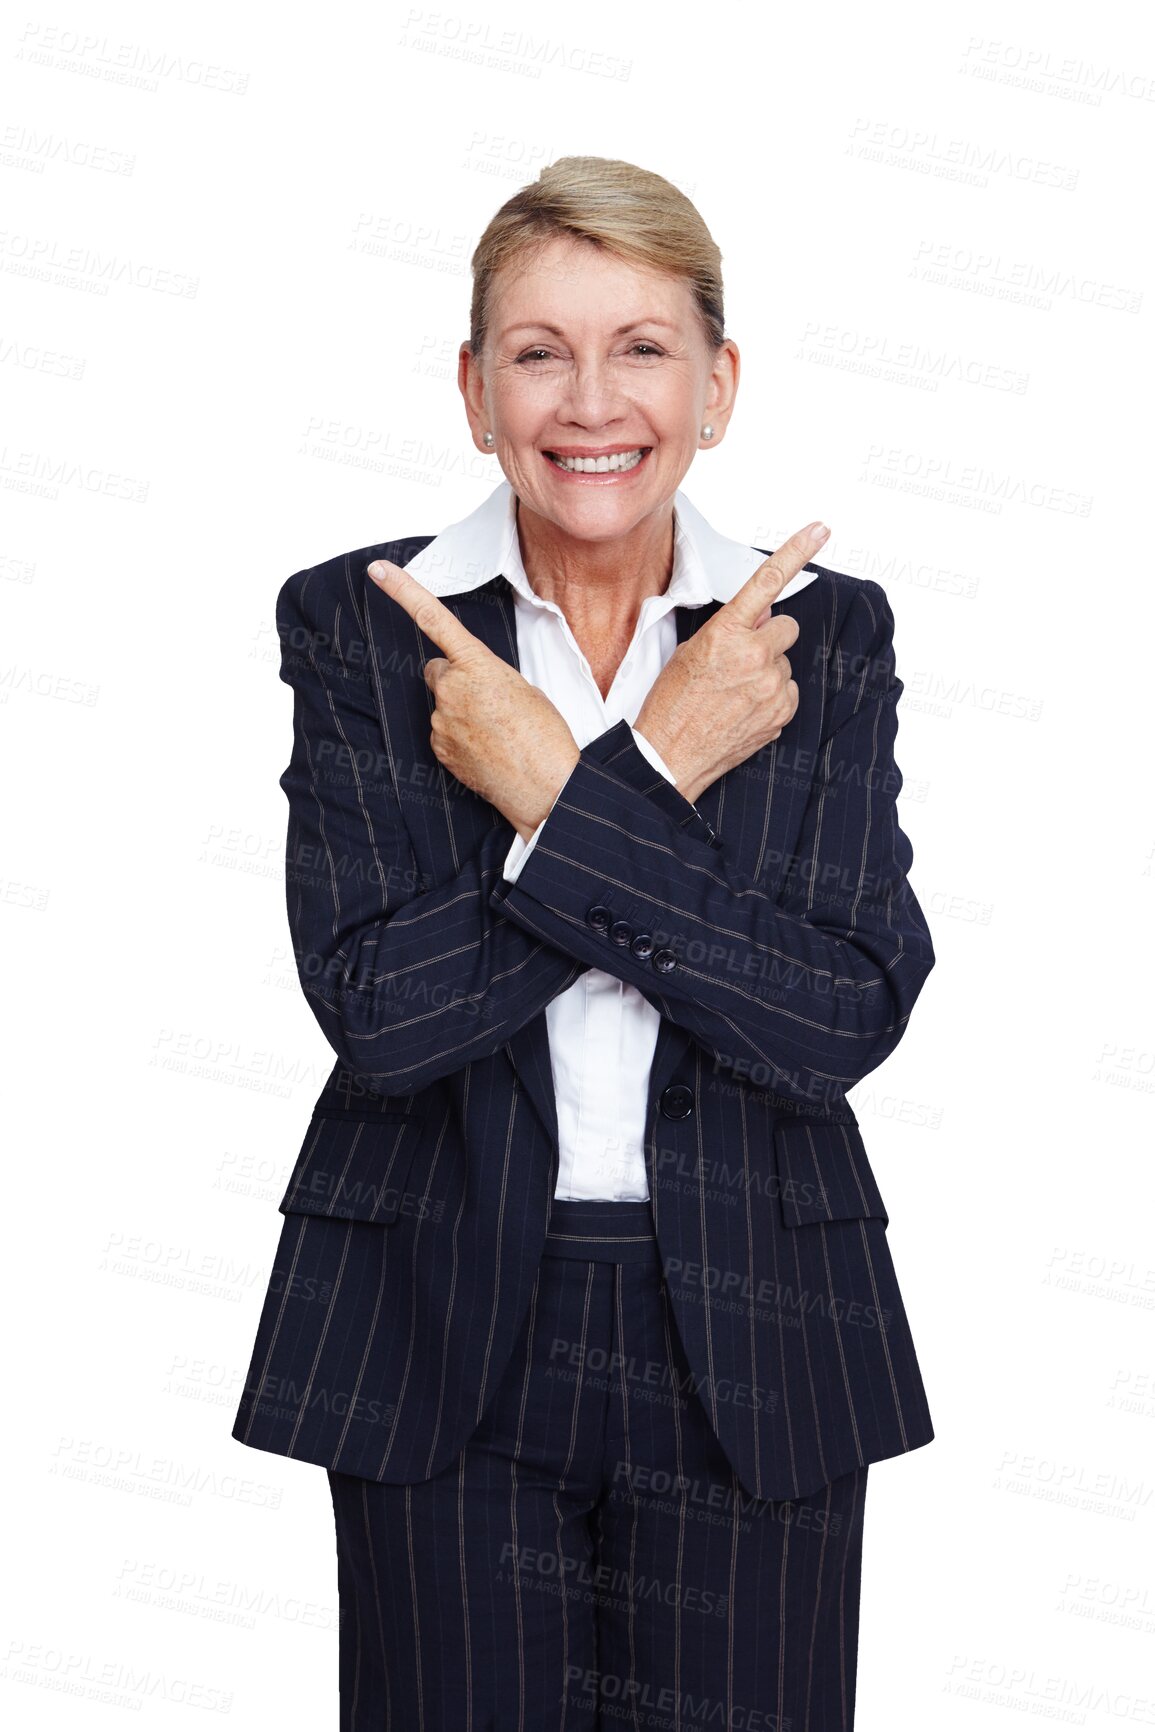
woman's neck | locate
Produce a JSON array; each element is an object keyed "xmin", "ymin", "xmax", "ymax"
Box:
[{"xmin": 515, "ymin": 497, "xmax": 676, "ymax": 642}]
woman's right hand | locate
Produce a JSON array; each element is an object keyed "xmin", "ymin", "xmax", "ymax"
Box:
[{"xmin": 633, "ymin": 520, "xmax": 830, "ymax": 807}]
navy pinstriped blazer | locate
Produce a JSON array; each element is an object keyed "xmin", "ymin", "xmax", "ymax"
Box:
[{"xmin": 231, "ymin": 525, "xmax": 937, "ymax": 1503}]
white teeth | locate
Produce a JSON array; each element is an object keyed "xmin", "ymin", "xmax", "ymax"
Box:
[{"xmin": 549, "ymin": 449, "xmax": 647, "ymax": 474}]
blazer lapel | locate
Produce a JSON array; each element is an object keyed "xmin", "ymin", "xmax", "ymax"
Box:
[
  {"xmin": 446, "ymin": 578, "xmax": 562, "ymax": 1154},
  {"xmin": 607, "ymin": 600, "xmax": 714, "ymax": 1118}
]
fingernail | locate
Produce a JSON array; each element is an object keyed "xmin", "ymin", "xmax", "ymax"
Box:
[
  {"xmin": 810, "ymin": 522, "xmax": 830, "ymax": 545},
  {"xmin": 367, "ymin": 561, "xmax": 386, "ymax": 579}
]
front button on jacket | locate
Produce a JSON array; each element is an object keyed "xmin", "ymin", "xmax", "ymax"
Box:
[{"xmin": 660, "ymin": 1083, "xmax": 694, "ymax": 1119}]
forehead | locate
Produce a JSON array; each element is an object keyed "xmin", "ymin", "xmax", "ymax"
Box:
[{"xmin": 491, "ymin": 236, "xmax": 693, "ymax": 332}]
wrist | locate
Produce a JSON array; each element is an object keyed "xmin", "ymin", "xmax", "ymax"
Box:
[
  {"xmin": 513, "ymin": 743, "xmax": 580, "ymax": 839},
  {"xmin": 634, "ymin": 723, "xmax": 703, "ymax": 804}
]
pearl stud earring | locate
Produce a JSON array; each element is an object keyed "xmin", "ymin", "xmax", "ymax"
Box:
[
  {"xmin": 483, "ymin": 432, "xmax": 494, "ymax": 446},
  {"xmin": 701, "ymin": 424, "xmax": 714, "ymax": 440}
]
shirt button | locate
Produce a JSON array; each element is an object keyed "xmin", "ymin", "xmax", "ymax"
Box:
[
  {"xmin": 660, "ymin": 1084, "xmax": 694, "ymax": 1120},
  {"xmin": 652, "ymin": 948, "xmax": 678, "ymax": 974}
]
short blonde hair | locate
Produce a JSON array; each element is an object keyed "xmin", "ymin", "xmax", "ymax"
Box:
[{"xmin": 468, "ymin": 155, "xmax": 725, "ymax": 363}]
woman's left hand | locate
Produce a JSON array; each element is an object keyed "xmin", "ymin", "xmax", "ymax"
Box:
[{"xmin": 367, "ymin": 560, "xmax": 580, "ymax": 840}]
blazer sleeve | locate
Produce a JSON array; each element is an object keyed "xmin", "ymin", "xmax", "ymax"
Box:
[
  {"xmin": 501, "ymin": 723, "xmax": 699, "ymax": 883},
  {"xmin": 276, "ymin": 559, "xmax": 593, "ymax": 1096},
  {"xmin": 488, "ymin": 580, "xmax": 936, "ymax": 1108}
]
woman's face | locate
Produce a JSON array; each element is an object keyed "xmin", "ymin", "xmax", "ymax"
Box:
[{"xmin": 459, "ymin": 234, "xmax": 738, "ymax": 546}]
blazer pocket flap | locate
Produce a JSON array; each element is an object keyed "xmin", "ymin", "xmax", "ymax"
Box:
[
  {"xmin": 774, "ymin": 1119, "xmax": 889, "ymax": 1228},
  {"xmin": 279, "ymin": 1112, "xmax": 424, "ymax": 1224}
]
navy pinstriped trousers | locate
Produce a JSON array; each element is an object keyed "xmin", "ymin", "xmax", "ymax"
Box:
[{"xmin": 328, "ymin": 1198, "xmax": 868, "ymax": 1730}]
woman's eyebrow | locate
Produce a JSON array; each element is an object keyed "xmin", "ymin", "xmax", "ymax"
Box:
[{"xmin": 499, "ymin": 318, "xmax": 680, "ymax": 339}]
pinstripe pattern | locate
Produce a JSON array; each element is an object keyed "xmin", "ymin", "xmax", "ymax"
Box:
[
  {"xmin": 232, "ymin": 520, "xmax": 936, "ymax": 1503},
  {"xmin": 328, "ymin": 1218, "xmax": 868, "ymax": 1729}
]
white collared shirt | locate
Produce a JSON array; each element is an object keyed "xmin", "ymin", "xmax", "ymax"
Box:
[{"xmin": 404, "ymin": 479, "xmax": 816, "ymax": 1201}]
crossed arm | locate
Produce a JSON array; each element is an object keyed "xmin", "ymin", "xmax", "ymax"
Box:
[{"xmin": 278, "ymin": 559, "xmax": 934, "ymax": 1106}]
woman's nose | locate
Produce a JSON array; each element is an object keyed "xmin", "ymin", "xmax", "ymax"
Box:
[{"xmin": 558, "ymin": 363, "xmax": 627, "ymax": 420}]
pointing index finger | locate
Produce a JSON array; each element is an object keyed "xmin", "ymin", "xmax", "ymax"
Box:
[
  {"xmin": 367, "ymin": 559, "xmax": 481, "ymax": 661},
  {"xmin": 724, "ymin": 522, "xmax": 830, "ymax": 630}
]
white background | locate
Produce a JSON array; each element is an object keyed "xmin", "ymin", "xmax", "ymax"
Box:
[{"xmin": 3, "ymin": 0, "xmax": 1153, "ymax": 1725}]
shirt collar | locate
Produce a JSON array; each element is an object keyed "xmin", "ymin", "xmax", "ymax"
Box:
[{"xmin": 402, "ymin": 477, "xmax": 819, "ymax": 605}]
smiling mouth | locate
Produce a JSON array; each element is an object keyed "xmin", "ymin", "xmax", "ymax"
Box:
[{"xmin": 543, "ymin": 447, "xmax": 652, "ymax": 475}]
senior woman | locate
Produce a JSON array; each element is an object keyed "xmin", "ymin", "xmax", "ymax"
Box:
[{"xmin": 233, "ymin": 156, "xmax": 937, "ymax": 1730}]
